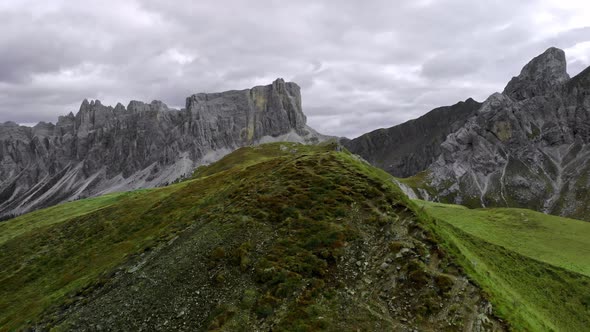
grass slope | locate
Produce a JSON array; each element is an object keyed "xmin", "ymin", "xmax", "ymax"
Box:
[
  {"xmin": 0, "ymin": 182, "xmax": 190, "ymax": 330},
  {"xmin": 4, "ymin": 142, "xmax": 496, "ymax": 331},
  {"xmin": 1, "ymin": 144, "xmax": 327, "ymax": 330},
  {"xmin": 0, "ymin": 192, "xmax": 126, "ymax": 245},
  {"xmin": 3, "ymin": 141, "xmax": 589, "ymax": 331},
  {"xmin": 415, "ymin": 199, "xmax": 590, "ymax": 331}
]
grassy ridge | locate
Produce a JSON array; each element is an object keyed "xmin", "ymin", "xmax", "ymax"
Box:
[
  {"xmin": 415, "ymin": 199, "xmax": 590, "ymax": 331},
  {"xmin": 1, "ymin": 144, "xmax": 328, "ymax": 330},
  {"xmin": 0, "ymin": 142, "xmax": 418, "ymax": 331}
]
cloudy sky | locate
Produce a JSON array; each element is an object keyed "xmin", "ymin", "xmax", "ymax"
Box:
[{"xmin": 1, "ymin": 0, "xmax": 589, "ymax": 138}]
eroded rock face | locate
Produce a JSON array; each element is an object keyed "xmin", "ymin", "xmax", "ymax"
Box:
[
  {"xmin": 0, "ymin": 79, "xmax": 325, "ymax": 219},
  {"xmin": 418, "ymin": 48, "xmax": 590, "ymax": 220},
  {"xmin": 343, "ymin": 98, "xmax": 482, "ymax": 177}
]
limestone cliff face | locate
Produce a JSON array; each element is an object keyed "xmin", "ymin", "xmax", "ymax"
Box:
[
  {"xmin": 412, "ymin": 48, "xmax": 590, "ymax": 220},
  {"xmin": 0, "ymin": 79, "xmax": 324, "ymax": 219}
]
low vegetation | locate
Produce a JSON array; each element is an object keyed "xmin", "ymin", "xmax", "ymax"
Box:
[
  {"xmin": 415, "ymin": 199, "xmax": 590, "ymax": 331},
  {"xmin": 4, "ymin": 142, "xmax": 495, "ymax": 331},
  {"xmin": 2, "ymin": 141, "xmax": 589, "ymax": 331}
]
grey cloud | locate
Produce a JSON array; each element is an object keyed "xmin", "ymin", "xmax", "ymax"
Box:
[
  {"xmin": 548, "ymin": 27, "xmax": 590, "ymax": 48},
  {"xmin": 421, "ymin": 51, "xmax": 485, "ymax": 79},
  {"xmin": 569, "ymin": 60, "xmax": 590, "ymax": 78},
  {"xmin": 0, "ymin": 0, "xmax": 589, "ymax": 138}
]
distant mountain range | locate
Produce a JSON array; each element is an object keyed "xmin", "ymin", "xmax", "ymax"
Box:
[
  {"xmin": 0, "ymin": 79, "xmax": 325, "ymax": 219},
  {"xmin": 2, "ymin": 47, "xmax": 590, "ymax": 222}
]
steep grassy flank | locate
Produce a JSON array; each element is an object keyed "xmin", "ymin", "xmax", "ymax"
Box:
[
  {"xmin": 416, "ymin": 200, "xmax": 590, "ymax": 276},
  {"xmin": 1, "ymin": 142, "xmax": 503, "ymax": 331},
  {"xmin": 1, "ymin": 144, "xmax": 320, "ymax": 330},
  {"xmin": 0, "ymin": 182, "xmax": 190, "ymax": 330},
  {"xmin": 414, "ymin": 199, "xmax": 590, "ymax": 331},
  {"xmin": 1, "ymin": 191, "xmax": 138, "ymax": 245}
]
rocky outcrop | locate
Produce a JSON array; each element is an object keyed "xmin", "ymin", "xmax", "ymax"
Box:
[
  {"xmin": 0, "ymin": 79, "xmax": 325, "ymax": 219},
  {"xmin": 503, "ymin": 47, "xmax": 570, "ymax": 101},
  {"xmin": 342, "ymin": 98, "xmax": 482, "ymax": 177},
  {"xmin": 407, "ymin": 48, "xmax": 590, "ymax": 220}
]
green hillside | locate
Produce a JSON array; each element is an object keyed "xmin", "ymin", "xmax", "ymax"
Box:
[
  {"xmin": 415, "ymin": 201, "xmax": 590, "ymax": 276},
  {"xmin": 3, "ymin": 142, "xmax": 590, "ymax": 331},
  {"xmin": 0, "ymin": 182, "xmax": 191, "ymax": 330},
  {"xmin": 415, "ymin": 199, "xmax": 590, "ymax": 331},
  {"xmin": 0, "ymin": 142, "xmax": 504, "ymax": 331}
]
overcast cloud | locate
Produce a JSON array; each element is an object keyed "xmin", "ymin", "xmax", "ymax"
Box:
[{"xmin": 1, "ymin": 0, "xmax": 589, "ymax": 138}]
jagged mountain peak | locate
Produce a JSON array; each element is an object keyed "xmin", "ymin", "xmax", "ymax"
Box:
[
  {"xmin": 186, "ymin": 78, "xmax": 307, "ymax": 135},
  {"xmin": 568, "ymin": 64, "xmax": 590, "ymax": 94},
  {"xmin": 393, "ymin": 47, "xmax": 590, "ymax": 221},
  {"xmin": 80, "ymin": 98, "xmax": 105, "ymax": 108},
  {"xmin": 519, "ymin": 47, "xmax": 568, "ymax": 79},
  {"xmin": 75, "ymin": 99, "xmax": 178, "ymax": 121},
  {"xmin": 127, "ymin": 100, "xmax": 173, "ymax": 113},
  {"xmin": 503, "ymin": 47, "xmax": 570, "ymax": 100},
  {"xmin": 1, "ymin": 121, "xmax": 19, "ymax": 127},
  {"xmin": 272, "ymin": 76, "xmax": 286, "ymax": 85},
  {"xmin": 345, "ymin": 47, "xmax": 590, "ymax": 221}
]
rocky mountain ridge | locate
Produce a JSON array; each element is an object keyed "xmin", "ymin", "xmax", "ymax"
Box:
[
  {"xmin": 396, "ymin": 47, "xmax": 590, "ymax": 220},
  {"xmin": 0, "ymin": 79, "xmax": 325, "ymax": 219},
  {"xmin": 343, "ymin": 98, "xmax": 482, "ymax": 177}
]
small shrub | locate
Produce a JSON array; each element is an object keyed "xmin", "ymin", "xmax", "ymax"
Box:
[
  {"xmin": 240, "ymin": 289, "xmax": 258, "ymax": 309},
  {"xmin": 232, "ymin": 242, "xmax": 253, "ymax": 271},
  {"xmin": 213, "ymin": 271, "xmax": 226, "ymax": 285},
  {"xmin": 389, "ymin": 241, "xmax": 405, "ymax": 253},
  {"xmin": 409, "ymin": 269, "xmax": 431, "ymax": 287},
  {"xmin": 207, "ymin": 305, "xmax": 236, "ymax": 330},
  {"xmin": 255, "ymin": 293, "xmax": 280, "ymax": 318},
  {"xmin": 434, "ymin": 273, "xmax": 455, "ymax": 294},
  {"xmin": 210, "ymin": 247, "xmax": 226, "ymax": 261},
  {"xmin": 408, "ymin": 260, "xmax": 431, "ymax": 287}
]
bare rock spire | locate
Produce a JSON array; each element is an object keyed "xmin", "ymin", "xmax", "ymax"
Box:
[{"xmin": 503, "ymin": 47, "xmax": 570, "ymax": 100}]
